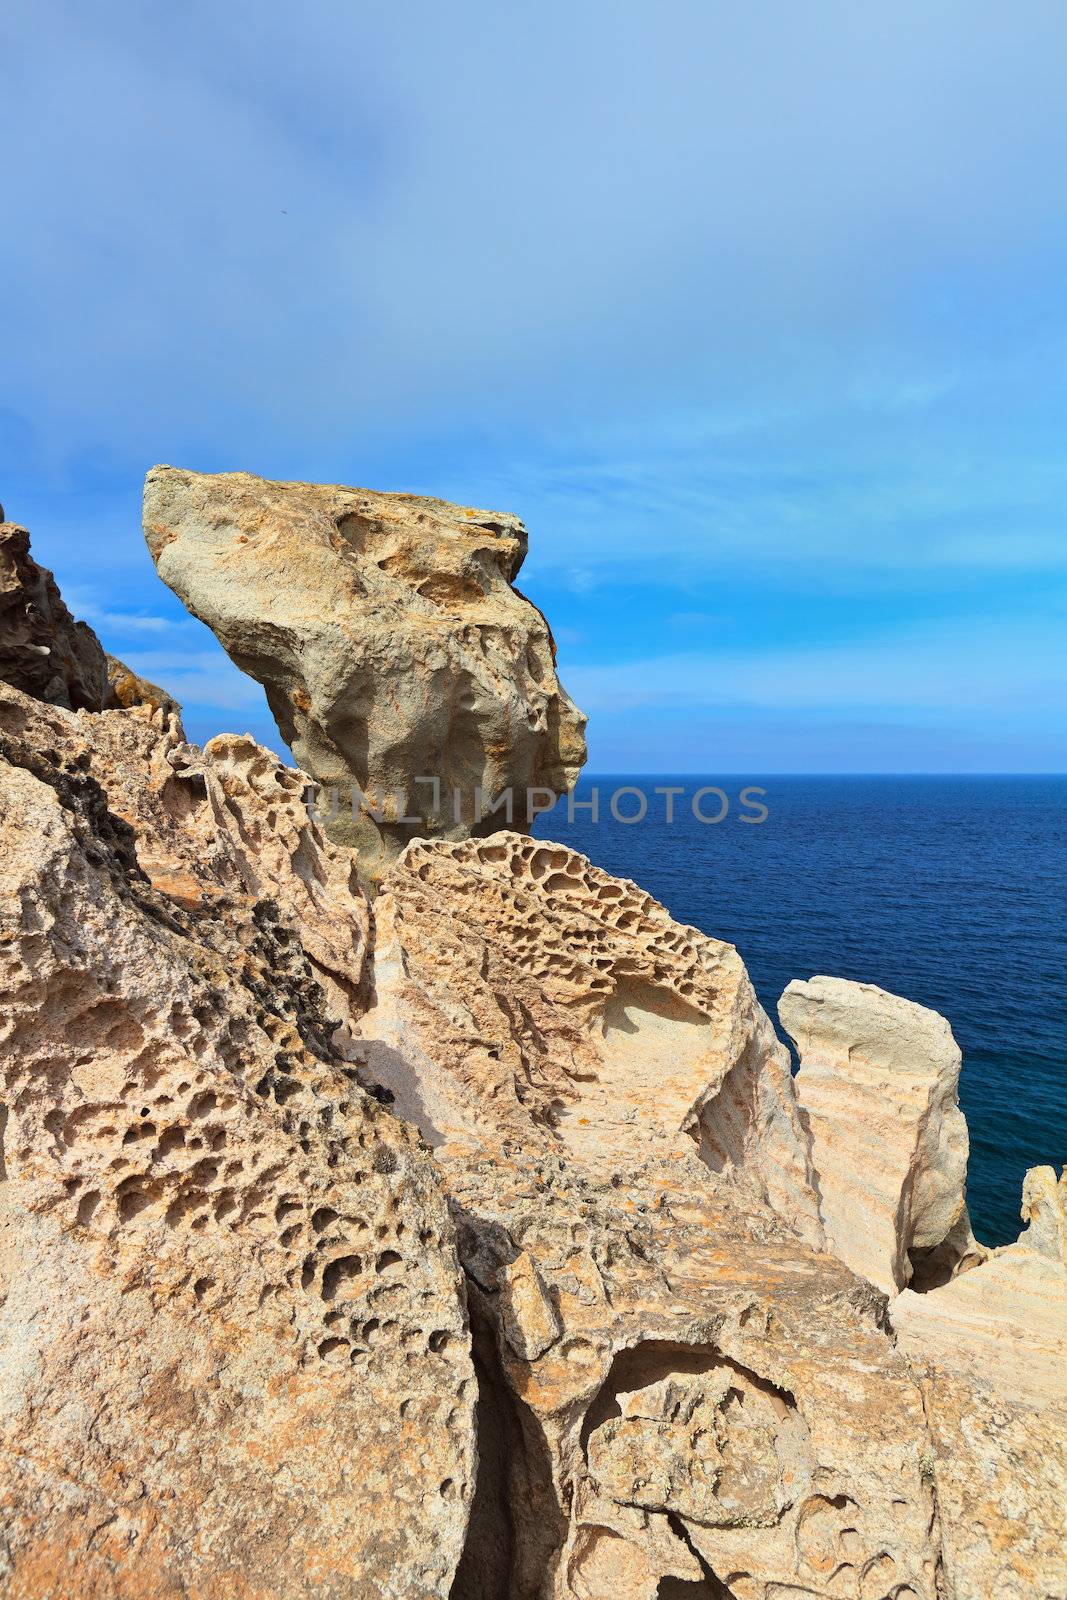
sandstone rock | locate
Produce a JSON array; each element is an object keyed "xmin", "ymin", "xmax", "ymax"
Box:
[
  {"xmin": 447, "ymin": 1147, "xmax": 946, "ymax": 1600},
  {"xmin": 142, "ymin": 466, "xmax": 587, "ymax": 872},
  {"xmin": 893, "ymin": 1240, "xmax": 1067, "ymax": 1406},
  {"xmin": 0, "ymin": 520, "xmax": 182, "ymax": 728},
  {"xmin": 6, "ymin": 496, "xmax": 1065, "ymax": 1600},
  {"xmin": 104, "ymin": 650, "xmax": 184, "ymax": 722},
  {"xmin": 0, "ymin": 681, "xmax": 475, "ymax": 1598},
  {"xmin": 892, "ymin": 1170, "xmax": 1067, "ymax": 1599},
  {"xmin": 365, "ymin": 832, "xmax": 823, "ymax": 1246},
  {"xmin": 0, "ymin": 520, "xmax": 109, "ymax": 710},
  {"xmin": 1017, "ymin": 1161, "xmax": 1067, "ymax": 1265},
  {"xmin": 779, "ymin": 975, "xmax": 977, "ymax": 1293}
]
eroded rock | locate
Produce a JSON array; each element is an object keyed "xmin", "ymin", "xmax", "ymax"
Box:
[
  {"xmin": 445, "ymin": 1148, "xmax": 945, "ymax": 1600},
  {"xmin": 891, "ymin": 1167, "xmax": 1067, "ymax": 1598},
  {"xmin": 0, "ymin": 519, "xmax": 183, "ymax": 726},
  {"xmin": 365, "ymin": 832, "xmax": 823, "ymax": 1245},
  {"xmin": 1018, "ymin": 1161, "xmax": 1067, "ymax": 1265},
  {"xmin": 0, "ymin": 682, "xmax": 475, "ymax": 1598},
  {"xmin": 0, "ymin": 520, "xmax": 109, "ymax": 710},
  {"xmin": 142, "ymin": 466, "xmax": 587, "ymax": 873},
  {"xmin": 779, "ymin": 975, "xmax": 977, "ymax": 1293}
]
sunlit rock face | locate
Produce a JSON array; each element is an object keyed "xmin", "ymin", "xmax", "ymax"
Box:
[
  {"xmin": 779, "ymin": 975, "xmax": 979, "ymax": 1294},
  {"xmin": 2, "ymin": 486, "xmax": 1064, "ymax": 1600},
  {"xmin": 364, "ymin": 830, "xmax": 823, "ymax": 1244},
  {"xmin": 142, "ymin": 466, "xmax": 587, "ymax": 875},
  {"xmin": 0, "ymin": 681, "xmax": 475, "ymax": 1598}
]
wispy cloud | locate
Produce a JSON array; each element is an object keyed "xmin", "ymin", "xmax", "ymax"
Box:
[
  {"xmin": 121, "ymin": 650, "xmax": 267, "ymax": 714},
  {"xmin": 567, "ymin": 612, "xmax": 1066, "ymax": 719},
  {"xmin": 2, "ymin": 0, "xmax": 1066, "ymax": 770}
]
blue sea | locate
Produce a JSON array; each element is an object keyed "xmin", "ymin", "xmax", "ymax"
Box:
[{"xmin": 535, "ymin": 776, "xmax": 1066, "ymax": 1247}]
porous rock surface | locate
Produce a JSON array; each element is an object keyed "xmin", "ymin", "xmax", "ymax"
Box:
[
  {"xmin": 366, "ymin": 832, "xmax": 823, "ymax": 1245},
  {"xmin": 142, "ymin": 466, "xmax": 587, "ymax": 872},
  {"xmin": 0, "ymin": 520, "xmax": 110, "ymax": 712},
  {"xmin": 0, "ymin": 681, "xmax": 475, "ymax": 1598},
  {"xmin": 2, "ymin": 502, "xmax": 1065, "ymax": 1600},
  {"xmin": 363, "ymin": 834, "xmax": 1066, "ymax": 1600},
  {"xmin": 444, "ymin": 1146, "xmax": 946, "ymax": 1600},
  {"xmin": 0, "ymin": 519, "xmax": 179, "ymax": 721},
  {"xmin": 779, "ymin": 976, "xmax": 979, "ymax": 1294}
]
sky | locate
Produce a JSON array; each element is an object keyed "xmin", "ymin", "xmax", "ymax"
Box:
[{"xmin": 3, "ymin": 0, "xmax": 1066, "ymax": 772}]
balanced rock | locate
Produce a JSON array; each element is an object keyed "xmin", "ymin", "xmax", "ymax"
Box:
[
  {"xmin": 779, "ymin": 975, "xmax": 977, "ymax": 1293},
  {"xmin": 0, "ymin": 681, "xmax": 475, "ymax": 1598},
  {"xmin": 142, "ymin": 466, "xmax": 587, "ymax": 872}
]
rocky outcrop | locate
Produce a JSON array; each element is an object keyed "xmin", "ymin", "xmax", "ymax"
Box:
[
  {"xmin": 779, "ymin": 976, "xmax": 979, "ymax": 1293},
  {"xmin": 365, "ymin": 833, "xmax": 823, "ymax": 1246},
  {"xmin": 445, "ymin": 1143, "xmax": 950, "ymax": 1600},
  {"xmin": 142, "ymin": 467, "xmax": 587, "ymax": 874},
  {"xmin": 0, "ymin": 520, "xmax": 110, "ymax": 711},
  {"xmin": 1018, "ymin": 1161, "xmax": 1067, "ymax": 1264},
  {"xmin": 0, "ymin": 681, "xmax": 475, "ymax": 1597},
  {"xmin": 3, "ymin": 491, "xmax": 1065, "ymax": 1600},
  {"xmin": 0, "ymin": 519, "xmax": 182, "ymax": 723},
  {"xmin": 105, "ymin": 650, "xmax": 183, "ymax": 719},
  {"xmin": 361, "ymin": 835, "xmax": 1067, "ymax": 1600},
  {"xmin": 891, "ymin": 1166, "xmax": 1067, "ymax": 1598}
]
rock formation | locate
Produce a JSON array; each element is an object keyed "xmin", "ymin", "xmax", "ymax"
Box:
[
  {"xmin": 0, "ymin": 681, "xmax": 475, "ymax": 1597},
  {"xmin": 446, "ymin": 1145, "xmax": 947, "ymax": 1600},
  {"xmin": 0, "ymin": 519, "xmax": 179, "ymax": 721},
  {"xmin": 1017, "ymin": 1161, "xmax": 1067, "ymax": 1264},
  {"xmin": 0, "ymin": 520, "xmax": 111, "ymax": 712},
  {"xmin": 890, "ymin": 1165, "xmax": 1067, "ymax": 1598},
  {"xmin": 142, "ymin": 467, "xmax": 587, "ymax": 873},
  {"xmin": 366, "ymin": 833, "xmax": 823, "ymax": 1245},
  {"xmin": 0, "ymin": 489, "xmax": 1064, "ymax": 1599},
  {"xmin": 779, "ymin": 975, "xmax": 980, "ymax": 1293}
]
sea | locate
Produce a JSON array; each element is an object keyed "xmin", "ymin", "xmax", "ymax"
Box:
[{"xmin": 534, "ymin": 775, "xmax": 1066, "ymax": 1247}]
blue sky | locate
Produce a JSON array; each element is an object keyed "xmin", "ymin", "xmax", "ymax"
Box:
[{"xmin": 3, "ymin": 0, "xmax": 1066, "ymax": 771}]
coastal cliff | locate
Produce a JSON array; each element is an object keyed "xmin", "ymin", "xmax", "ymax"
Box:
[{"xmin": 0, "ymin": 481, "xmax": 1062, "ymax": 1599}]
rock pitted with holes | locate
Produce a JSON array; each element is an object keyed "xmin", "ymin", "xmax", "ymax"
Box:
[
  {"xmin": 0, "ymin": 680, "xmax": 475, "ymax": 1598},
  {"xmin": 3, "ymin": 510, "xmax": 1066, "ymax": 1600},
  {"xmin": 366, "ymin": 832, "xmax": 823, "ymax": 1245},
  {"xmin": 142, "ymin": 466, "xmax": 587, "ymax": 874},
  {"xmin": 445, "ymin": 1145, "xmax": 956, "ymax": 1600}
]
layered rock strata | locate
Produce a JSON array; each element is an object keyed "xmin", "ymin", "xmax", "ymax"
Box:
[
  {"xmin": 891, "ymin": 1166, "xmax": 1067, "ymax": 1599},
  {"xmin": 142, "ymin": 467, "xmax": 587, "ymax": 872},
  {"xmin": 779, "ymin": 975, "xmax": 980, "ymax": 1293}
]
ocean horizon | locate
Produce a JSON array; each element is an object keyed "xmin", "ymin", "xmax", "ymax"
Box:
[{"xmin": 536, "ymin": 772, "xmax": 1067, "ymax": 1247}]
